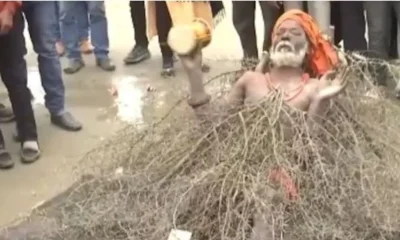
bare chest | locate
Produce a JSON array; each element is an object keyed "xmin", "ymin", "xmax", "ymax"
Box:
[{"xmin": 244, "ymin": 76, "xmax": 313, "ymax": 112}]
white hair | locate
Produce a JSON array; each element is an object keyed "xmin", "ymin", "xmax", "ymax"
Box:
[{"xmin": 270, "ymin": 41, "xmax": 309, "ymax": 68}]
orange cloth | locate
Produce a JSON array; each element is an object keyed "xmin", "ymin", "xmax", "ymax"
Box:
[
  {"xmin": 272, "ymin": 9, "xmax": 339, "ymax": 77},
  {"xmin": 0, "ymin": 1, "xmax": 22, "ymax": 15},
  {"xmin": 146, "ymin": 1, "xmax": 213, "ymax": 41}
]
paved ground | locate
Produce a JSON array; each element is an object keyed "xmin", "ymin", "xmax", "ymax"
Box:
[{"xmin": 0, "ymin": 1, "xmax": 267, "ymax": 226}]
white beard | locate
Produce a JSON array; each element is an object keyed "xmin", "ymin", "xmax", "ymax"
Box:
[{"xmin": 270, "ymin": 41, "xmax": 308, "ymax": 68}]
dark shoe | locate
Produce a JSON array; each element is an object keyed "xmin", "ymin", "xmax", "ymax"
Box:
[
  {"xmin": 96, "ymin": 58, "xmax": 116, "ymax": 72},
  {"xmin": 51, "ymin": 112, "xmax": 82, "ymax": 131},
  {"xmin": 0, "ymin": 103, "xmax": 15, "ymax": 123},
  {"xmin": 63, "ymin": 59, "xmax": 85, "ymax": 74},
  {"xmin": 123, "ymin": 45, "xmax": 151, "ymax": 65},
  {"xmin": 0, "ymin": 147, "xmax": 13, "ymax": 169},
  {"xmin": 161, "ymin": 57, "xmax": 175, "ymax": 77},
  {"xmin": 20, "ymin": 141, "xmax": 41, "ymax": 164}
]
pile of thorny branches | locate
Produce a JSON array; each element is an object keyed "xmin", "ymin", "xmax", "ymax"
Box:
[{"xmin": 4, "ymin": 53, "xmax": 400, "ymax": 240}]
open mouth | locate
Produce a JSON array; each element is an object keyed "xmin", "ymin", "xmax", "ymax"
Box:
[{"xmin": 276, "ymin": 42, "xmax": 294, "ymax": 52}]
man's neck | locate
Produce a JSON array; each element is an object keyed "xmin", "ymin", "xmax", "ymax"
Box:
[{"xmin": 269, "ymin": 67, "xmax": 305, "ymax": 84}]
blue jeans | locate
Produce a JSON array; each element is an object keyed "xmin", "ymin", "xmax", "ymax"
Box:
[
  {"xmin": 55, "ymin": 1, "xmax": 90, "ymax": 42},
  {"xmin": 23, "ymin": 1, "xmax": 65, "ymax": 116},
  {"xmin": 59, "ymin": 1, "xmax": 110, "ymax": 60}
]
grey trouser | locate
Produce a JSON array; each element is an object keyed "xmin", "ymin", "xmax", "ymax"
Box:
[
  {"xmin": 364, "ymin": 1, "xmax": 400, "ymax": 60},
  {"xmin": 283, "ymin": 1, "xmax": 331, "ymax": 37},
  {"xmin": 364, "ymin": 1, "xmax": 400, "ymax": 86}
]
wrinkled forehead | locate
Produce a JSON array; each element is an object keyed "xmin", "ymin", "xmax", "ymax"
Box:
[{"xmin": 275, "ymin": 19, "xmax": 304, "ymax": 33}]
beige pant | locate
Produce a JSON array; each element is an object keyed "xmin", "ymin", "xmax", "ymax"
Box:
[{"xmin": 283, "ymin": 1, "xmax": 332, "ymax": 37}]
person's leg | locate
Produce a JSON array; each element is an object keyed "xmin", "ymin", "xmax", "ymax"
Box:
[
  {"xmin": 124, "ymin": 1, "xmax": 151, "ymax": 64},
  {"xmin": 59, "ymin": 1, "xmax": 85, "ymax": 74},
  {"xmin": 86, "ymin": 1, "xmax": 115, "ymax": 71},
  {"xmin": 365, "ymin": 1, "xmax": 391, "ymax": 89},
  {"xmin": 77, "ymin": 3, "xmax": 93, "ymax": 54},
  {"xmin": 23, "ymin": 1, "xmax": 82, "ymax": 131},
  {"xmin": 339, "ymin": 1, "xmax": 367, "ymax": 52},
  {"xmin": 397, "ymin": 20, "xmax": 400, "ymax": 58},
  {"xmin": 258, "ymin": 1, "xmax": 281, "ymax": 52},
  {"xmin": 54, "ymin": 1, "xmax": 65, "ymax": 56},
  {"xmin": 389, "ymin": 9, "xmax": 398, "ymax": 59},
  {"xmin": 308, "ymin": 1, "xmax": 332, "ymax": 37},
  {"xmin": 283, "ymin": 1, "xmax": 303, "ymax": 11},
  {"xmin": 155, "ymin": 0, "xmax": 174, "ymax": 77},
  {"xmin": 78, "ymin": 3, "xmax": 90, "ymax": 41},
  {"xmin": 232, "ymin": 1, "xmax": 258, "ymax": 64},
  {"xmin": 331, "ymin": 1, "xmax": 342, "ymax": 46},
  {"xmin": 0, "ymin": 11, "xmax": 40, "ymax": 164}
]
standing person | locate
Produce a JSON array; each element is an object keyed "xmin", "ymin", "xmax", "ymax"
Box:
[
  {"xmin": 125, "ymin": 1, "xmax": 174, "ymax": 76},
  {"xmin": 55, "ymin": 1, "xmax": 93, "ymax": 56},
  {"xmin": 232, "ymin": 1, "xmax": 281, "ymax": 67},
  {"xmin": 336, "ymin": 1, "xmax": 367, "ymax": 53},
  {"xmin": 22, "ymin": 1, "xmax": 82, "ymax": 132},
  {"xmin": 59, "ymin": 1, "xmax": 115, "ymax": 74},
  {"xmin": 0, "ymin": 1, "xmax": 41, "ymax": 168},
  {"xmin": 364, "ymin": 1, "xmax": 396, "ymax": 93},
  {"xmin": 283, "ymin": 1, "xmax": 332, "ymax": 38}
]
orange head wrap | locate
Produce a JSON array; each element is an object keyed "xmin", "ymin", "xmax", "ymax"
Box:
[{"xmin": 272, "ymin": 10, "xmax": 339, "ymax": 77}]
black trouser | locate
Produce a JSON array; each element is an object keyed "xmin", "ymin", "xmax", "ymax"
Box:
[
  {"xmin": 337, "ymin": 1, "xmax": 367, "ymax": 52},
  {"xmin": 232, "ymin": 1, "xmax": 281, "ymax": 60},
  {"xmin": 0, "ymin": 11, "xmax": 38, "ymax": 144},
  {"xmin": 330, "ymin": 1, "xmax": 342, "ymax": 46},
  {"xmin": 364, "ymin": 1, "xmax": 400, "ymax": 85},
  {"xmin": 129, "ymin": 1, "xmax": 173, "ymax": 59},
  {"xmin": 389, "ymin": 11, "xmax": 398, "ymax": 59}
]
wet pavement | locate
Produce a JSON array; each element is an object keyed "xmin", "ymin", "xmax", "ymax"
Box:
[{"xmin": 0, "ymin": 0, "xmax": 266, "ymax": 226}]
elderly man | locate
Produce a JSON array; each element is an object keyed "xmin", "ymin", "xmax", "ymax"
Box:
[
  {"xmin": 0, "ymin": 1, "xmax": 41, "ymax": 168},
  {"xmin": 22, "ymin": 1, "xmax": 82, "ymax": 132},
  {"xmin": 227, "ymin": 10, "xmax": 343, "ymax": 116},
  {"xmin": 174, "ymin": 9, "xmax": 344, "ymax": 124}
]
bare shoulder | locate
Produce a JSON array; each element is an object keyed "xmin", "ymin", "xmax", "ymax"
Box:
[{"xmin": 236, "ymin": 71, "xmax": 266, "ymax": 86}]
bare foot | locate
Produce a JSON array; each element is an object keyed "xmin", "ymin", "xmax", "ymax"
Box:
[
  {"xmin": 80, "ymin": 39, "xmax": 94, "ymax": 54},
  {"xmin": 55, "ymin": 41, "xmax": 65, "ymax": 56}
]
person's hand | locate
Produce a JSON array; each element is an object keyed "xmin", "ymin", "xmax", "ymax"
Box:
[
  {"xmin": 0, "ymin": 10, "xmax": 13, "ymax": 34},
  {"xmin": 316, "ymin": 69, "xmax": 349, "ymax": 101}
]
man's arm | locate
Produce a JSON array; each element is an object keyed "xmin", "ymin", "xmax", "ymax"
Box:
[{"xmin": 226, "ymin": 73, "xmax": 248, "ymax": 107}]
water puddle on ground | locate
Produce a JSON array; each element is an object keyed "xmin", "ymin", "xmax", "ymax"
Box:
[{"xmin": 110, "ymin": 75, "xmax": 145, "ymax": 125}]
